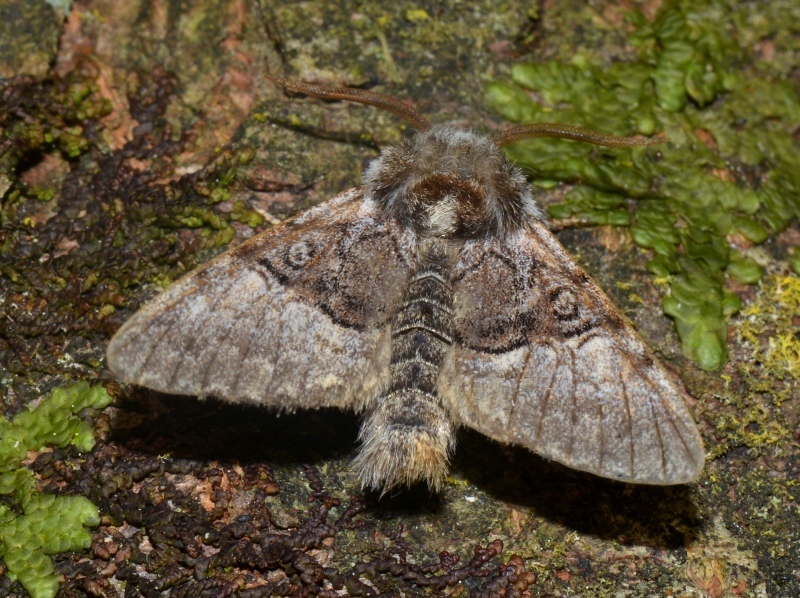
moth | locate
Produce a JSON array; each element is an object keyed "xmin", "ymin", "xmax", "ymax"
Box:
[{"xmin": 107, "ymin": 77, "xmax": 705, "ymax": 492}]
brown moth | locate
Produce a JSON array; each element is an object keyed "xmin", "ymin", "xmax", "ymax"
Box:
[{"xmin": 107, "ymin": 77, "xmax": 705, "ymax": 493}]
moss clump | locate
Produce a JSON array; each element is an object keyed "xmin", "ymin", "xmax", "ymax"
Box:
[
  {"xmin": 230, "ymin": 199, "xmax": 266, "ymax": 228},
  {"xmin": 0, "ymin": 72, "xmax": 112, "ymax": 185},
  {"xmin": 486, "ymin": 0, "xmax": 800, "ymax": 371},
  {"xmin": 791, "ymin": 249, "xmax": 800, "ymax": 276},
  {"xmin": 0, "ymin": 382, "xmax": 111, "ymax": 598}
]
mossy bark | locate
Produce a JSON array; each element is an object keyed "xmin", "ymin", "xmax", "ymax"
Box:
[{"xmin": 0, "ymin": 0, "xmax": 798, "ymax": 596}]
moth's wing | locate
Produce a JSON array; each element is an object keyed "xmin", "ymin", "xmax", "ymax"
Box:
[
  {"xmin": 438, "ymin": 220, "xmax": 705, "ymax": 484},
  {"xmin": 107, "ymin": 189, "xmax": 415, "ymax": 410}
]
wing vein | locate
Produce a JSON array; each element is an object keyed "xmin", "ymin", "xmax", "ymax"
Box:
[
  {"xmin": 620, "ymin": 375, "xmax": 635, "ymax": 479},
  {"xmin": 651, "ymin": 398, "xmax": 667, "ymax": 481},
  {"xmin": 165, "ymin": 275, "xmax": 242, "ymax": 390},
  {"xmin": 533, "ymin": 343, "xmax": 559, "ymax": 447},
  {"xmin": 597, "ymin": 379, "xmax": 604, "ymax": 476},
  {"xmin": 266, "ymin": 289, "xmax": 289, "ymax": 395},
  {"xmin": 508, "ymin": 347, "xmax": 532, "ymax": 432},
  {"xmin": 566, "ymin": 346, "xmax": 578, "ymax": 462},
  {"xmin": 660, "ymin": 393, "xmax": 700, "ymax": 467},
  {"xmin": 198, "ymin": 282, "xmax": 266, "ymax": 394},
  {"xmin": 134, "ymin": 312, "xmax": 179, "ymax": 381},
  {"xmin": 229, "ymin": 297, "xmax": 269, "ymax": 399},
  {"xmin": 639, "ymin": 363, "xmax": 701, "ymax": 470}
]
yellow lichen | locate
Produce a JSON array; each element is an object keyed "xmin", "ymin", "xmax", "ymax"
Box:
[
  {"xmin": 704, "ymin": 273, "xmax": 800, "ymax": 457},
  {"xmin": 628, "ymin": 293, "xmax": 646, "ymax": 305},
  {"xmin": 765, "ymin": 334, "xmax": 800, "ymax": 383},
  {"xmin": 738, "ymin": 274, "xmax": 800, "ymax": 384}
]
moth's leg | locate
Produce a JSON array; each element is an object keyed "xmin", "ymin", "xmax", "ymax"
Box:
[{"xmin": 353, "ymin": 238, "xmax": 460, "ymax": 493}]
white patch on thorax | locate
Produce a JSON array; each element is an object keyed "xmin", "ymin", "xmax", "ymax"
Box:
[{"xmin": 426, "ymin": 196, "xmax": 459, "ymax": 235}]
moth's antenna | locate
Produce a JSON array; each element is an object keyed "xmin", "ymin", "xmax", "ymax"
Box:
[
  {"xmin": 268, "ymin": 75, "xmax": 431, "ymax": 132},
  {"xmin": 494, "ymin": 123, "xmax": 664, "ymax": 148}
]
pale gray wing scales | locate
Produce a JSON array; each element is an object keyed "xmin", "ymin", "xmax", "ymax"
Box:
[
  {"xmin": 438, "ymin": 220, "xmax": 704, "ymax": 484},
  {"xmin": 107, "ymin": 189, "xmax": 414, "ymax": 410}
]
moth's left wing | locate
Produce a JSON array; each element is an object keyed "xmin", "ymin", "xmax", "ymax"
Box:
[
  {"xmin": 438, "ymin": 220, "xmax": 705, "ymax": 484},
  {"xmin": 107, "ymin": 189, "xmax": 415, "ymax": 411}
]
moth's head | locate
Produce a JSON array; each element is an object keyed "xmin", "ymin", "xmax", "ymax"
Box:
[
  {"xmin": 364, "ymin": 126, "xmax": 543, "ymax": 238},
  {"xmin": 268, "ymin": 76, "xmax": 663, "ymax": 238}
]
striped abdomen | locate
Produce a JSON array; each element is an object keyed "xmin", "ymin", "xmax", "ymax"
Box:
[{"xmin": 354, "ymin": 239, "xmax": 457, "ymax": 492}]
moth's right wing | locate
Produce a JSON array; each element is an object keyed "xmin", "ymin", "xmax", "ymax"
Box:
[
  {"xmin": 107, "ymin": 189, "xmax": 416, "ymax": 411},
  {"xmin": 438, "ymin": 220, "xmax": 705, "ymax": 484}
]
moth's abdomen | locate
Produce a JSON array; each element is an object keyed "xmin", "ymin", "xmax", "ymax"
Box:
[{"xmin": 354, "ymin": 240, "xmax": 458, "ymax": 492}]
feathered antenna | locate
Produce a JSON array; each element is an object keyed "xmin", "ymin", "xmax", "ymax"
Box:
[
  {"xmin": 494, "ymin": 123, "xmax": 664, "ymax": 148},
  {"xmin": 267, "ymin": 75, "xmax": 431, "ymax": 133},
  {"xmin": 268, "ymin": 76, "xmax": 663, "ymax": 149}
]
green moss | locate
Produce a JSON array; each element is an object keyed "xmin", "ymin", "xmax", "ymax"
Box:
[
  {"xmin": 727, "ymin": 252, "xmax": 763, "ymax": 285},
  {"xmin": 0, "ymin": 382, "xmax": 111, "ymax": 598},
  {"xmin": 33, "ymin": 187, "xmax": 56, "ymax": 202},
  {"xmin": 486, "ymin": 0, "xmax": 798, "ymax": 370},
  {"xmin": 230, "ymin": 199, "xmax": 265, "ymax": 228},
  {"xmin": 548, "ymin": 187, "xmax": 631, "ymax": 226},
  {"xmin": 791, "ymin": 249, "xmax": 800, "ymax": 276}
]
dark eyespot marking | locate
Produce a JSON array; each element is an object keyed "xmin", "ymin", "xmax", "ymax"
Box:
[
  {"xmin": 257, "ymin": 256, "xmax": 286, "ymax": 283},
  {"xmin": 285, "ymin": 240, "xmax": 318, "ymax": 269},
  {"xmin": 561, "ymin": 318, "xmax": 597, "ymax": 339},
  {"xmin": 549, "ymin": 288, "xmax": 581, "ymax": 322}
]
